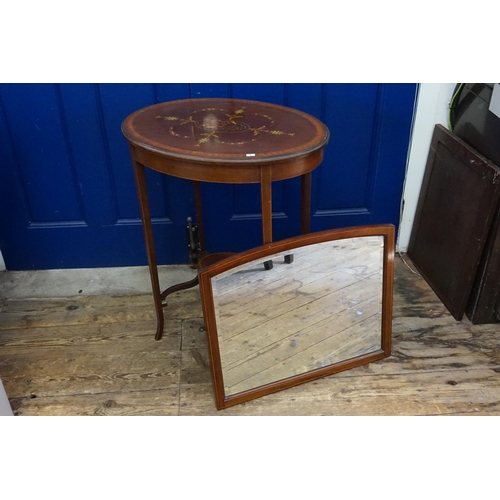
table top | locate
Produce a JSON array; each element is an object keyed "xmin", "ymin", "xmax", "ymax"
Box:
[{"xmin": 122, "ymin": 98, "xmax": 329, "ymax": 165}]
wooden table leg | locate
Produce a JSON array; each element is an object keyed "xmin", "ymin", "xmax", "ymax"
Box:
[
  {"xmin": 132, "ymin": 158, "xmax": 164, "ymax": 341},
  {"xmin": 283, "ymin": 172, "xmax": 312, "ymax": 265},
  {"xmin": 193, "ymin": 180, "xmax": 205, "ymax": 252},
  {"xmin": 260, "ymin": 165, "xmax": 273, "ymax": 244},
  {"xmin": 260, "ymin": 165, "xmax": 274, "ymax": 270},
  {"xmin": 301, "ymin": 171, "xmax": 312, "ymax": 234}
]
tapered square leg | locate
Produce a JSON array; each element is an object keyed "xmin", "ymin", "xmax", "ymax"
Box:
[{"xmin": 131, "ymin": 154, "xmax": 165, "ymax": 340}]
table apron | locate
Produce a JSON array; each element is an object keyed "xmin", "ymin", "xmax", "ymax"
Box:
[{"xmin": 131, "ymin": 146, "xmax": 324, "ymax": 183}]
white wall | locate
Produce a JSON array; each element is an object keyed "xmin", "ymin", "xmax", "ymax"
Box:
[{"xmin": 397, "ymin": 83, "xmax": 457, "ymax": 252}]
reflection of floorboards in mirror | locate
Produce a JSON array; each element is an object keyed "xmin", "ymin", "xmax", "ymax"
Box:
[
  {"xmin": 217, "ymin": 262, "xmax": 384, "ymax": 395},
  {"xmin": 222, "ymin": 291, "xmax": 382, "ymax": 395},
  {"xmin": 215, "ymin": 269, "xmax": 367, "ymax": 338},
  {"xmin": 213, "ymin": 244, "xmax": 383, "ymax": 338},
  {"xmin": 225, "ymin": 314, "xmax": 382, "ymax": 395},
  {"xmin": 219, "ymin": 272, "xmax": 382, "ymax": 366},
  {"xmin": 213, "ymin": 237, "xmax": 382, "ymax": 298},
  {"xmin": 213, "ymin": 242, "xmax": 337, "ymax": 293},
  {"xmin": 213, "ymin": 240, "xmax": 384, "ymax": 395}
]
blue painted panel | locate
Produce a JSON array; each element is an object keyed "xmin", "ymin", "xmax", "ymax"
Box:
[
  {"xmin": 370, "ymin": 83, "xmax": 418, "ymax": 225},
  {"xmin": 309, "ymin": 83, "xmax": 417, "ymax": 232},
  {"xmin": 231, "ymin": 83, "xmax": 286, "ymax": 105},
  {"xmin": 0, "ymin": 84, "xmax": 84, "ymax": 224},
  {"xmin": 0, "ymin": 83, "xmax": 194, "ymax": 269},
  {"xmin": 96, "ymin": 84, "xmax": 162, "ymax": 221},
  {"xmin": 0, "ymin": 89, "xmax": 29, "ymax": 254},
  {"xmin": 57, "ymin": 84, "xmax": 115, "ymax": 226},
  {"xmin": 189, "ymin": 84, "xmax": 229, "ymax": 98},
  {"xmin": 315, "ymin": 83, "xmax": 379, "ymax": 212},
  {"xmin": 232, "ymin": 182, "xmax": 287, "ymax": 217},
  {"xmin": 155, "ymin": 84, "xmax": 191, "ymax": 103},
  {"xmin": 287, "ymin": 83, "xmax": 324, "ymax": 117}
]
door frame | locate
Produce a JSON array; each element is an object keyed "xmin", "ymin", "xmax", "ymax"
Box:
[{"xmin": 397, "ymin": 83, "xmax": 456, "ymax": 252}]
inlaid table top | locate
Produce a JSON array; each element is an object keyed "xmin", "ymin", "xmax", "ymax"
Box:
[{"xmin": 121, "ymin": 98, "xmax": 329, "ymax": 165}]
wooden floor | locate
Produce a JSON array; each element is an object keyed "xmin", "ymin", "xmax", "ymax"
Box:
[{"xmin": 1, "ymin": 255, "xmax": 500, "ymax": 416}]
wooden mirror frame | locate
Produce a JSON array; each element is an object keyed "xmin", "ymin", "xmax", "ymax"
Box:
[{"xmin": 199, "ymin": 224, "xmax": 395, "ymax": 410}]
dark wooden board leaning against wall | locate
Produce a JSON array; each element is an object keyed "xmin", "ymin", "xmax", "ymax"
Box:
[
  {"xmin": 407, "ymin": 124, "xmax": 500, "ymax": 322},
  {"xmin": 466, "ymin": 189, "xmax": 500, "ymax": 324}
]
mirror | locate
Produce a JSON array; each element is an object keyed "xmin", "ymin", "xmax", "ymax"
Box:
[{"xmin": 199, "ymin": 225, "xmax": 394, "ymax": 410}]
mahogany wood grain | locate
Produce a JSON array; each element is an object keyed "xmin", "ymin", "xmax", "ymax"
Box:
[
  {"xmin": 301, "ymin": 171, "xmax": 312, "ymax": 234},
  {"xmin": 260, "ymin": 164, "xmax": 273, "ymax": 244},
  {"xmin": 131, "ymin": 145, "xmax": 325, "ymax": 184}
]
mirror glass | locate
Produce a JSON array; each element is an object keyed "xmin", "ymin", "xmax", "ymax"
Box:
[{"xmin": 203, "ymin": 232, "xmax": 390, "ymax": 406}]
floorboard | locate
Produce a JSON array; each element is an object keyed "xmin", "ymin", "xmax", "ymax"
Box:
[{"xmin": 1, "ymin": 257, "xmax": 500, "ymax": 416}]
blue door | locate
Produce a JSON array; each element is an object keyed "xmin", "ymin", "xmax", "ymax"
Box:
[{"xmin": 0, "ymin": 83, "xmax": 417, "ymax": 270}]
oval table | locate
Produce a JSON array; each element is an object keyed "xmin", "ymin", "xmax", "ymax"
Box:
[{"xmin": 122, "ymin": 98, "xmax": 329, "ymax": 340}]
